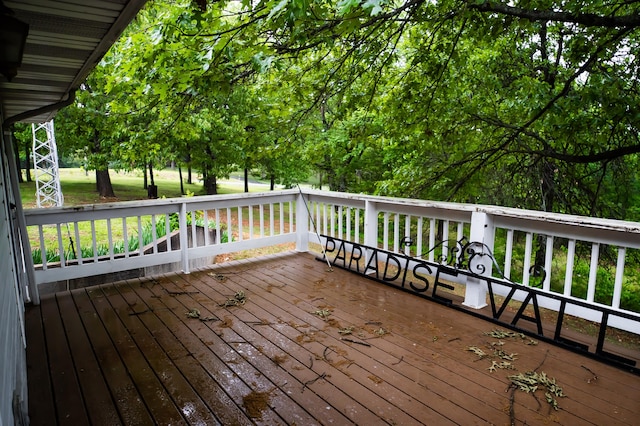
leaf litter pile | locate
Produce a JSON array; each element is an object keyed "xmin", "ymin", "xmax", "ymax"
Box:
[
  {"xmin": 219, "ymin": 290, "xmax": 247, "ymax": 307},
  {"xmin": 467, "ymin": 329, "xmax": 566, "ymax": 416}
]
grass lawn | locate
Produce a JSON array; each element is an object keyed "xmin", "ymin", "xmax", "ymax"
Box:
[{"xmin": 19, "ymin": 168, "xmax": 277, "ymax": 208}]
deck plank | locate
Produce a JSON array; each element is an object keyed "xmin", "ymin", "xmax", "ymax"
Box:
[
  {"xmin": 55, "ymin": 292, "xmax": 121, "ymax": 425},
  {"xmin": 101, "ymin": 282, "xmax": 222, "ymax": 426},
  {"xmin": 148, "ymin": 274, "xmax": 328, "ymax": 426},
  {"xmin": 164, "ymin": 270, "xmax": 406, "ymax": 425},
  {"xmin": 26, "ymin": 252, "xmax": 640, "ymax": 425},
  {"xmin": 179, "ymin": 267, "xmax": 464, "ymax": 424},
  {"xmin": 85, "ymin": 285, "xmax": 187, "ymax": 424},
  {"xmin": 267, "ymin": 254, "xmax": 640, "ymax": 424},
  {"xmin": 24, "ymin": 302, "xmax": 56, "ymax": 426},
  {"xmin": 120, "ymin": 277, "xmax": 257, "ymax": 426},
  {"xmin": 238, "ymin": 262, "xmax": 510, "ymax": 420},
  {"xmin": 71, "ymin": 288, "xmax": 155, "ymax": 425},
  {"xmin": 255, "ymin": 258, "xmax": 619, "ymax": 424},
  {"xmin": 197, "ymin": 257, "xmax": 520, "ymax": 425},
  {"xmin": 39, "ymin": 293, "xmax": 90, "ymax": 425},
  {"xmin": 132, "ymin": 276, "xmax": 288, "ymax": 425}
]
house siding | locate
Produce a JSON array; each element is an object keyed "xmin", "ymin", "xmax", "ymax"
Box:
[{"xmin": 0, "ymin": 120, "xmax": 29, "ymax": 424}]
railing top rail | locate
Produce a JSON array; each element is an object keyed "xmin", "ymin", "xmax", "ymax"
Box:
[
  {"xmin": 302, "ymin": 190, "xmax": 640, "ymax": 244},
  {"xmin": 23, "ymin": 189, "xmax": 300, "ymax": 221},
  {"xmin": 475, "ymin": 204, "xmax": 640, "ymax": 233},
  {"xmin": 301, "ymin": 189, "xmax": 478, "ymax": 212},
  {"xmin": 23, "ymin": 188, "xmax": 640, "ymax": 245}
]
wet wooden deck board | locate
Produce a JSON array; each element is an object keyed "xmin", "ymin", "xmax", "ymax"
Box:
[{"xmin": 26, "ymin": 252, "xmax": 640, "ymax": 425}]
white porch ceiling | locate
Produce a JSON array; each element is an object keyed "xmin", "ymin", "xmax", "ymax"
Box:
[{"xmin": 0, "ymin": 0, "xmax": 148, "ymax": 125}]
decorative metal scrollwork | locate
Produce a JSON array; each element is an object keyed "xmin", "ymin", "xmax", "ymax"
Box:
[{"xmin": 421, "ymin": 236, "xmax": 546, "ymax": 286}]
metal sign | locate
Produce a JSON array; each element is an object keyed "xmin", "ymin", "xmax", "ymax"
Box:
[{"xmin": 320, "ymin": 235, "xmax": 640, "ymax": 375}]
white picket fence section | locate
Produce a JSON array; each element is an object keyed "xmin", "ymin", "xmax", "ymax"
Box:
[{"xmin": 23, "ymin": 189, "xmax": 640, "ymax": 333}]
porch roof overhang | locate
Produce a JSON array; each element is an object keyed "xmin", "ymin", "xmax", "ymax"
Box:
[{"xmin": 0, "ymin": 0, "xmax": 148, "ymax": 127}]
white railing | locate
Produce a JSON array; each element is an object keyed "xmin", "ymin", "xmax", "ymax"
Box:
[
  {"xmin": 24, "ymin": 191, "xmax": 299, "ymax": 286},
  {"xmin": 24, "ymin": 189, "xmax": 640, "ymax": 333},
  {"xmin": 300, "ymin": 191, "xmax": 640, "ymax": 334}
]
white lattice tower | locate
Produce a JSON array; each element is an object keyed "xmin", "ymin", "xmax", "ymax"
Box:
[{"xmin": 32, "ymin": 121, "xmax": 63, "ymax": 207}]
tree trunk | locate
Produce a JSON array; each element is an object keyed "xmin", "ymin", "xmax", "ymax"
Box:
[
  {"xmin": 204, "ymin": 173, "xmax": 217, "ymax": 195},
  {"xmin": 178, "ymin": 165, "xmax": 184, "ymax": 195},
  {"xmin": 149, "ymin": 161, "xmax": 155, "ymax": 186},
  {"xmin": 24, "ymin": 142, "xmax": 32, "ymax": 182},
  {"xmin": 147, "ymin": 161, "xmax": 158, "ymax": 199},
  {"xmin": 143, "ymin": 164, "xmax": 148, "ymax": 189},
  {"xmin": 244, "ymin": 167, "xmax": 249, "ymax": 193},
  {"xmin": 11, "ymin": 129, "xmax": 23, "ymax": 183},
  {"xmin": 186, "ymin": 152, "xmax": 192, "ymax": 184},
  {"xmin": 96, "ymin": 169, "xmax": 116, "ymax": 198},
  {"xmin": 270, "ymin": 174, "xmax": 275, "ymax": 191}
]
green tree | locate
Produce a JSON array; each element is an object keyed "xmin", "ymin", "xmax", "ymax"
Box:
[
  {"xmin": 60, "ymin": 0, "xmax": 640, "ymax": 220},
  {"xmin": 56, "ymin": 74, "xmax": 120, "ymax": 198}
]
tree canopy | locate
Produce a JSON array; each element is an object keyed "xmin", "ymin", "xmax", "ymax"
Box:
[{"xmin": 51, "ymin": 0, "xmax": 640, "ymax": 219}]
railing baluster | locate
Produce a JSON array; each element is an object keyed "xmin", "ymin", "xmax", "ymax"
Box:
[
  {"xmin": 456, "ymin": 221, "xmax": 464, "ymax": 264},
  {"xmin": 56, "ymin": 224, "xmax": 65, "ymax": 267},
  {"xmin": 259, "ymin": 204, "xmax": 264, "ymax": 238},
  {"xmin": 107, "ymin": 218, "xmax": 113, "ymax": 261},
  {"xmin": 587, "ymin": 243, "xmax": 600, "ymax": 303},
  {"xmin": 91, "ymin": 221, "xmax": 97, "ymax": 263},
  {"xmin": 504, "ymin": 229, "xmax": 514, "ymax": 280},
  {"xmin": 190, "ymin": 210, "xmax": 197, "ymax": 246},
  {"xmin": 383, "ymin": 212, "xmax": 390, "ymax": 251},
  {"xmin": 121, "ymin": 217, "xmax": 129, "ymax": 259},
  {"xmin": 151, "ymin": 215, "xmax": 158, "ymax": 254},
  {"xmin": 523, "ymin": 232, "xmax": 533, "ymax": 286},
  {"xmin": 564, "ymin": 239, "xmax": 576, "ymax": 297},
  {"xmin": 330, "ymin": 204, "xmax": 336, "ymax": 238},
  {"xmin": 215, "ymin": 209, "xmax": 221, "ymax": 244},
  {"xmin": 612, "ymin": 247, "xmax": 626, "ymax": 309},
  {"xmin": 202, "ymin": 210, "xmax": 210, "ymax": 246},
  {"xmin": 38, "ymin": 224, "xmax": 47, "ymax": 270},
  {"xmin": 279, "ymin": 202, "xmax": 284, "ymax": 235},
  {"xmin": 416, "ymin": 216, "xmax": 423, "ymax": 258},
  {"xmin": 288, "ymin": 201, "xmax": 294, "ymax": 234},
  {"xmin": 442, "ymin": 220, "xmax": 450, "ymax": 263},
  {"xmin": 346, "ymin": 207, "xmax": 352, "ymax": 242},
  {"xmin": 237, "ymin": 206, "xmax": 243, "ymax": 242},
  {"xmin": 165, "ymin": 213, "xmax": 172, "ymax": 250},
  {"xmin": 136, "ymin": 215, "xmax": 144, "ymax": 256},
  {"xmin": 354, "ymin": 208, "xmax": 360, "ymax": 244},
  {"xmin": 428, "ymin": 218, "xmax": 436, "ymax": 262},
  {"xmin": 543, "ymin": 236, "xmax": 554, "ymax": 291},
  {"xmin": 393, "ymin": 213, "xmax": 399, "ymax": 253},
  {"xmin": 73, "ymin": 222, "xmax": 82, "ymax": 265},
  {"xmin": 270, "ymin": 203, "xmax": 275, "ymax": 237},
  {"xmin": 404, "ymin": 215, "xmax": 411, "ymax": 256}
]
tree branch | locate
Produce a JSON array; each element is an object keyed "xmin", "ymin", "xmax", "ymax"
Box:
[{"xmin": 467, "ymin": 1, "xmax": 640, "ymax": 28}]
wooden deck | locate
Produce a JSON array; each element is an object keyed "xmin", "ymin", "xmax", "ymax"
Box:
[{"xmin": 26, "ymin": 252, "xmax": 640, "ymax": 425}]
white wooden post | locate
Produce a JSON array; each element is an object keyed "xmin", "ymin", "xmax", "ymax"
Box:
[
  {"xmin": 363, "ymin": 200, "xmax": 379, "ymax": 271},
  {"xmin": 179, "ymin": 201, "xmax": 190, "ymax": 274},
  {"xmin": 296, "ymin": 192, "xmax": 309, "ymax": 252},
  {"xmin": 463, "ymin": 211, "xmax": 495, "ymax": 309},
  {"xmin": 363, "ymin": 200, "xmax": 378, "ymax": 249}
]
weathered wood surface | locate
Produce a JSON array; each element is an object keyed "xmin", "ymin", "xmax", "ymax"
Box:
[{"xmin": 26, "ymin": 252, "xmax": 640, "ymax": 425}]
